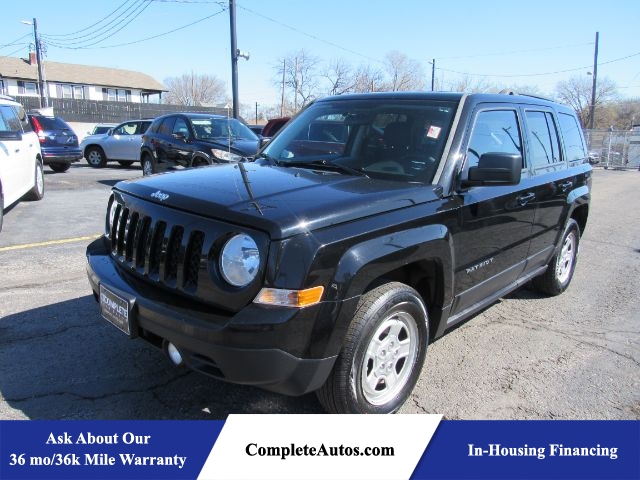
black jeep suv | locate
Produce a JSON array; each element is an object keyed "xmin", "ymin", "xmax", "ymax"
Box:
[
  {"xmin": 87, "ymin": 92, "xmax": 591, "ymax": 414},
  {"xmin": 139, "ymin": 113, "xmax": 260, "ymax": 176}
]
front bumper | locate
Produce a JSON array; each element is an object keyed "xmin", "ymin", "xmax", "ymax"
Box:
[{"xmin": 86, "ymin": 237, "xmax": 339, "ymax": 396}]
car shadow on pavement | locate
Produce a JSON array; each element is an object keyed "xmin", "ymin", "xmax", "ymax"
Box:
[{"xmin": 0, "ymin": 296, "xmax": 323, "ymax": 419}]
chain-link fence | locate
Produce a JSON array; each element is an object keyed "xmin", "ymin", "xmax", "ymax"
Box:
[{"xmin": 584, "ymin": 128, "xmax": 640, "ymax": 170}]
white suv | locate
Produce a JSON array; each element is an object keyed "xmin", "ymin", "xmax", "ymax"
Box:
[{"xmin": 0, "ymin": 95, "xmax": 45, "ymax": 232}]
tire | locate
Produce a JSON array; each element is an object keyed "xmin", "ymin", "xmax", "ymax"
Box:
[
  {"xmin": 141, "ymin": 154, "xmax": 155, "ymax": 176},
  {"xmin": 0, "ymin": 190, "xmax": 4, "ymax": 233},
  {"xmin": 316, "ymin": 282, "xmax": 429, "ymax": 414},
  {"xmin": 118, "ymin": 161, "xmax": 134, "ymax": 167},
  {"xmin": 191, "ymin": 157, "xmax": 210, "ymax": 168},
  {"xmin": 85, "ymin": 146, "xmax": 107, "ymax": 168},
  {"xmin": 25, "ymin": 161, "xmax": 45, "ymax": 201},
  {"xmin": 532, "ymin": 219, "xmax": 580, "ymax": 296},
  {"xmin": 49, "ymin": 163, "xmax": 70, "ymax": 173}
]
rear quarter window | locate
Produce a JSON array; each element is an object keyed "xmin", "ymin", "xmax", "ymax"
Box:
[{"xmin": 557, "ymin": 112, "xmax": 587, "ymax": 162}]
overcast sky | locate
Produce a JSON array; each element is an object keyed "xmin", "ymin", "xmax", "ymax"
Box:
[{"xmin": 2, "ymin": 0, "xmax": 639, "ymax": 109}]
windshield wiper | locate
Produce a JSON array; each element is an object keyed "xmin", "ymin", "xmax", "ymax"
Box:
[{"xmin": 284, "ymin": 159, "xmax": 369, "ymax": 177}]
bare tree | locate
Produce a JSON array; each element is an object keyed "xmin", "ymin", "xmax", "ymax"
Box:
[
  {"xmin": 555, "ymin": 75, "xmax": 618, "ymax": 128},
  {"xmin": 164, "ymin": 72, "xmax": 227, "ymax": 106},
  {"xmin": 351, "ymin": 64, "xmax": 386, "ymax": 92},
  {"xmin": 323, "ymin": 58, "xmax": 355, "ymax": 96},
  {"xmin": 384, "ymin": 51, "xmax": 425, "ymax": 91},
  {"xmin": 275, "ymin": 50, "xmax": 321, "ymax": 112},
  {"xmin": 443, "ymin": 75, "xmax": 495, "ymax": 93}
]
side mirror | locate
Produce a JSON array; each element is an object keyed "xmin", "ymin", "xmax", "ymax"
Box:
[
  {"xmin": 465, "ymin": 152, "xmax": 522, "ymax": 186},
  {"xmin": 173, "ymin": 132, "xmax": 188, "ymax": 142},
  {"xmin": 260, "ymin": 137, "xmax": 271, "ymax": 148}
]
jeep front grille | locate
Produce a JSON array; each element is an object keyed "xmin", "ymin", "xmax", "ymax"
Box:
[{"xmin": 110, "ymin": 204, "xmax": 203, "ymax": 292}]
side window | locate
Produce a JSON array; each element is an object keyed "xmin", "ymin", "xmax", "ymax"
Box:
[
  {"xmin": 558, "ymin": 113, "xmax": 587, "ymax": 162},
  {"xmin": 158, "ymin": 117, "xmax": 176, "ymax": 136},
  {"xmin": 0, "ymin": 106, "xmax": 22, "ymax": 133},
  {"xmin": 467, "ymin": 110, "xmax": 522, "ymax": 169},
  {"xmin": 525, "ymin": 111, "xmax": 562, "ymax": 167},
  {"xmin": 137, "ymin": 121, "xmax": 151, "ymax": 134},
  {"xmin": 172, "ymin": 117, "xmax": 189, "ymax": 136}
]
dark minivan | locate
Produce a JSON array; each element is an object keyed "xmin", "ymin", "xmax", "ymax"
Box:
[{"xmin": 28, "ymin": 114, "xmax": 82, "ymax": 172}]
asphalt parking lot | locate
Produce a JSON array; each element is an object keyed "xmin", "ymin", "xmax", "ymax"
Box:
[{"xmin": 0, "ymin": 164, "xmax": 638, "ymax": 419}]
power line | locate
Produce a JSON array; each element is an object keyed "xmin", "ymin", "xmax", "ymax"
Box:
[
  {"xmin": 0, "ymin": 33, "xmax": 33, "ymax": 50},
  {"xmin": 437, "ymin": 51, "xmax": 640, "ymax": 79},
  {"xmin": 43, "ymin": 1, "xmax": 152, "ymax": 48},
  {"xmin": 237, "ymin": 3, "xmax": 383, "ymax": 65},
  {"xmin": 43, "ymin": 0, "xmax": 137, "ymax": 38},
  {"xmin": 47, "ymin": 7, "xmax": 226, "ymax": 50},
  {"xmin": 436, "ymin": 42, "xmax": 595, "ymax": 61}
]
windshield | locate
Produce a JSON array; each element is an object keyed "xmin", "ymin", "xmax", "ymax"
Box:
[
  {"xmin": 192, "ymin": 117, "xmax": 258, "ymax": 141},
  {"xmin": 262, "ymin": 98, "xmax": 457, "ymax": 183}
]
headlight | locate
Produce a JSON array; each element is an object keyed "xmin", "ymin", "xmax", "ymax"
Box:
[
  {"xmin": 219, "ymin": 234, "xmax": 260, "ymax": 287},
  {"xmin": 211, "ymin": 148, "xmax": 242, "ymax": 162},
  {"xmin": 106, "ymin": 195, "xmax": 118, "ymax": 237}
]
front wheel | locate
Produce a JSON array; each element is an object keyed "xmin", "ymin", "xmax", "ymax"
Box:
[
  {"xmin": 532, "ymin": 219, "xmax": 580, "ymax": 296},
  {"xmin": 316, "ymin": 282, "xmax": 429, "ymax": 414},
  {"xmin": 85, "ymin": 147, "xmax": 107, "ymax": 168},
  {"xmin": 141, "ymin": 155, "xmax": 155, "ymax": 176}
]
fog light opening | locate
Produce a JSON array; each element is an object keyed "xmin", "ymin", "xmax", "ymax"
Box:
[{"xmin": 165, "ymin": 342, "xmax": 184, "ymax": 366}]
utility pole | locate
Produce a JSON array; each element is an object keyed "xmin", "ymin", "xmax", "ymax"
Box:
[
  {"xmin": 589, "ymin": 32, "xmax": 599, "ymax": 130},
  {"xmin": 280, "ymin": 59, "xmax": 285, "ymax": 117},
  {"xmin": 229, "ymin": 0, "xmax": 239, "ymax": 119},
  {"xmin": 430, "ymin": 58, "xmax": 435, "ymax": 91},
  {"xmin": 23, "ymin": 18, "xmax": 46, "ymax": 108},
  {"xmin": 255, "ymin": 102, "xmax": 258, "ymax": 124}
]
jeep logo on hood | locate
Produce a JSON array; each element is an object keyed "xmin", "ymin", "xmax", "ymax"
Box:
[{"xmin": 150, "ymin": 190, "xmax": 170, "ymax": 201}]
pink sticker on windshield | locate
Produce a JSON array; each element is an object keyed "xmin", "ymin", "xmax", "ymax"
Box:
[{"xmin": 427, "ymin": 125, "xmax": 441, "ymax": 139}]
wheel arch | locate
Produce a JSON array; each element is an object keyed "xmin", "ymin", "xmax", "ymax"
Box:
[{"xmin": 326, "ymin": 225, "xmax": 454, "ymax": 354}]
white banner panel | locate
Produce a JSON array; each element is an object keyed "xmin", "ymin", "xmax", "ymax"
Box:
[{"xmin": 198, "ymin": 414, "xmax": 442, "ymax": 480}]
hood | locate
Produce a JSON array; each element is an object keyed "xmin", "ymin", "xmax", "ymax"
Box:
[
  {"xmin": 81, "ymin": 133, "xmax": 108, "ymax": 144},
  {"xmin": 115, "ymin": 162, "xmax": 441, "ymax": 239},
  {"xmin": 203, "ymin": 138, "xmax": 259, "ymax": 156}
]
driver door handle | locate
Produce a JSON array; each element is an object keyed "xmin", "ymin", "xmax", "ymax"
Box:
[{"xmin": 517, "ymin": 192, "xmax": 536, "ymax": 206}]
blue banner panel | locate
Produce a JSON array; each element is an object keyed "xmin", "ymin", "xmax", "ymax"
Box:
[
  {"xmin": 411, "ymin": 420, "xmax": 640, "ymax": 480},
  {"xmin": 0, "ymin": 420, "xmax": 222, "ymax": 480}
]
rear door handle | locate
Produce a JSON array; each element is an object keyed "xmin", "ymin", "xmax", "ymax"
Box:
[{"xmin": 517, "ymin": 192, "xmax": 536, "ymax": 206}]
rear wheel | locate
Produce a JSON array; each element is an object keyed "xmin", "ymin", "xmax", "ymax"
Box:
[
  {"xmin": 141, "ymin": 154, "xmax": 155, "ymax": 176},
  {"xmin": 25, "ymin": 161, "xmax": 44, "ymax": 201},
  {"xmin": 533, "ymin": 219, "xmax": 580, "ymax": 296},
  {"xmin": 49, "ymin": 163, "xmax": 70, "ymax": 173},
  {"xmin": 85, "ymin": 147, "xmax": 107, "ymax": 168},
  {"xmin": 316, "ymin": 282, "xmax": 428, "ymax": 414}
]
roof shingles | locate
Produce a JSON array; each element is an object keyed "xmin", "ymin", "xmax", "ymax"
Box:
[{"xmin": 0, "ymin": 56, "xmax": 166, "ymax": 92}]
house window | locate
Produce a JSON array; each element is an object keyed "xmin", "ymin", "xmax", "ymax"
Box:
[
  {"xmin": 61, "ymin": 85, "xmax": 73, "ymax": 99},
  {"xmin": 73, "ymin": 85, "xmax": 84, "ymax": 99},
  {"xmin": 107, "ymin": 88, "xmax": 117, "ymax": 101},
  {"xmin": 24, "ymin": 82, "xmax": 38, "ymax": 96},
  {"xmin": 117, "ymin": 89, "xmax": 127, "ymax": 102}
]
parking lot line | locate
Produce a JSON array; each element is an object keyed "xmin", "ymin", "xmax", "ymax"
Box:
[{"xmin": 0, "ymin": 234, "xmax": 101, "ymax": 252}]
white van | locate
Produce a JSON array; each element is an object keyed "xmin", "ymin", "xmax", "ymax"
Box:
[{"xmin": 0, "ymin": 95, "xmax": 45, "ymax": 232}]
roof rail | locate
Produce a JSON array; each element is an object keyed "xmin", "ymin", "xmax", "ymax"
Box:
[{"xmin": 498, "ymin": 89, "xmax": 555, "ymax": 102}]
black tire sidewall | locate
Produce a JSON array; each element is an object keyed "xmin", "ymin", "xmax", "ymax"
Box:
[
  {"xmin": 553, "ymin": 220, "xmax": 580, "ymax": 291},
  {"xmin": 86, "ymin": 147, "xmax": 105, "ymax": 168},
  {"xmin": 347, "ymin": 285, "xmax": 428, "ymax": 413}
]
